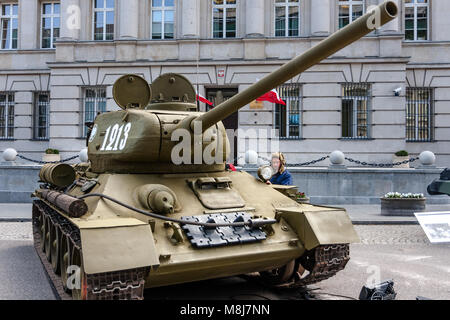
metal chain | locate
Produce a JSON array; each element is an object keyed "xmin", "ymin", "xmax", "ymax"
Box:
[
  {"xmin": 243, "ymin": 154, "xmax": 420, "ymax": 168},
  {"xmin": 17, "ymin": 154, "xmax": 79, "ymax": 165},
  {"xmin": 344, "ymin": 156, "xmax": 420, "ymax": 168},
  {"xmin": 259, "ymin": 155, "xmax": 330, "ymax": 167}
]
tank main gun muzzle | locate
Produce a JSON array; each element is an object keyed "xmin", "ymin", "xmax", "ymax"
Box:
[{"xmin": 188, "ymin": 1, "xmax": 398, "ymax": 132}]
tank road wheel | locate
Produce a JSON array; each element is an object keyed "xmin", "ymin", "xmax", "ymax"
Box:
[
  {"xmin": 40, "ymin": 215, "xmax": 47, "ymax": 253},
  {"xmin": 44, "ymin": 218, "xmax": 52, "ymax": 261},
  {"xmin": 37, "ymin": 210, "xmax": 45, "ymax": 241},
  {"xmin": 259, "ymin": 260, "xmax": 296, "ymax": 285},
  {"xmin": 71, "ymin": 246, "xmax": 87, "ymax": 300},
  {"xmin": 50, "ymin": 225, "xmax": 61, "ymax": 275},
  {"xmin": 60, "ymin": 233, "xmax": 71, "ymax": 293}
]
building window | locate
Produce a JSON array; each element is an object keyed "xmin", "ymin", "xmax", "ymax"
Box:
[
  {"xmin": 83, "ymin": 87, "xmax": 107, "ymax": 137},
  {"xmin": 338, "ymin": 0, "xmax": 363, "ymax": 29},
  {"xmin": 151, "ymin": 0, "xmax": 175, "ymax": 39},
  {"xmin": 341, "ymin": 83, "xmax": 371, "ymax": 139},
  {"xmin": 274, "ymin": 84, "xmax": 302, "ymax": 139},
  {"xmin": 275, "ymin": 0, "xmax": 300, "ymax": 37},
  {"xmin": 41, "ymin": 2, "xmax": 60, "ymax": 49},
  {"xmin": 0, "ymin": 3, "xmax": 18, "ymax": 50},
  {"xmin": 405, "ymin": 0, "xmax": 428, "ymax": 41},
  {"xmin": 0, "ymin": 93, "xmax": 14, "ymax": 139},
  {"xmin": 212, "ymin": 0, "xmax": 236, "ymax": 38},
  {"xmin": 406, "ymin": 88, "xmax": 433, "ymax": 142},
  {"xmin": 93, "ymin": 0, "xmax": 114, "ymax": 41},
  {"xmin": 33, "ymin": 92, "xmax": 50, "ymax": 140}
]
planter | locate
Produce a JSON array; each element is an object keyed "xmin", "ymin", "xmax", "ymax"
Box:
[
  {"xmin": 42, "ymin": 154, "xmax": 61, "ymax": 163},
  {"xmin": 380, "ymin": 197, "xmax": 426, "ymax": 216},
  {"xmin": 296, "ymin": 197, "xmax": 310, "ymax": 204},
  {"xmin": 393, "ymin": 155, "xmax": 409, "ymax": 168}
]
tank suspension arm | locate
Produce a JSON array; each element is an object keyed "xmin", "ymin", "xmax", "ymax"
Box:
[
  {"xmin": 189, "ymin": 1, "xmax": 398, "ymax": 132},
  {"xmin": 78, "ymin": 193, "xmax": 276, "ymax": 229}
]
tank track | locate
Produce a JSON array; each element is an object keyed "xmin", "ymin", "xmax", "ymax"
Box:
[
  {"xmin": 281, "ymin": 244, "xmax": 350, "ymax": 288},
  {"xmin": 32, "ymin": 200, "xmax": 150, "ymax": 300}
]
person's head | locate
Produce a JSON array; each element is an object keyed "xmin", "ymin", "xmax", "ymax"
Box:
[{"xmin": 271, "ymin": 152, "xmax": 286, "ymax": 174}]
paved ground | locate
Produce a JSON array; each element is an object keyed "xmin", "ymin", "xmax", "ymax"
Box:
[
  {"xmin": 2, "ymin": 203, "xmax": 450, "ymax": 224},
  {"xmin": 0, "ymin": 222, "xmax": 448, "ymax": 300}
]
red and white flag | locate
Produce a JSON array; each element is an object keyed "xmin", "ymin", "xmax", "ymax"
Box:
[
  {"xmin": 196, "ymin": 93, "xmax": 213, "ymax": 106},
  {"xmin": 256, "ymin": 89, "xmax": 286, "ymax": 106}
]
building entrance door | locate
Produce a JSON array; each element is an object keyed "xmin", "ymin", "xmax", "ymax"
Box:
[{"xmin": 205, "ymin": 88, "xmax": 239, "ymax": 165}]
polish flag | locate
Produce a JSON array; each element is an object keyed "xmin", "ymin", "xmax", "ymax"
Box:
[
  {"xmin": 196, "ymin": 93, "xmax": 213, "ymax": 106},
  {"xmin": 256, "ymin": 89, "xmax": 286, "ymax": 106}
]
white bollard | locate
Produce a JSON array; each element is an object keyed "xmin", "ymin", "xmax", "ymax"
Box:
[
  {"xmin": 419, "ymin": 151, "xmax": 436, "ymax": 167},
  {"xmin": 79, "ymin": 148, "xmax": 89, "ymax": 163},
  {"xmin": 245, "ymin": 150, "xmax": 258, "ymax": 165},
  {"xmin": 2, "ymin": 148, "xmax": 17, "ymax": 161},
  {"xmin": 329, "ymin": 150, "xmax": 345, "ymax": 165}
]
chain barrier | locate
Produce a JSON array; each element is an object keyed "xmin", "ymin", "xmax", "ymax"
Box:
[
  {"xmin": 344, "ymin": 156, "xmax": 420, "ymax": 168},
  {"xmin": 17, "ymin": 154, "xmax": 79, "ymax": 165},
  {"xmin": 236, "ymin": 154, "xmax": 421, "ymax": 168},
  {"xmin": 258, "ymin": 155, "xmax": 330, "ymax": 167}
]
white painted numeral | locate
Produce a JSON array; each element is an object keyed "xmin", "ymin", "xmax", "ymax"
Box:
[
  {"xmin": 119, "ymin": 123, "xmax": 132, "ymax": 150},
  {"xmin": 99, "ymin": 123, "xmax": 132, "ymax": 152},
  {"xmin": 100, "ymin": 126, "xmax": 111, "ymax": 151}
]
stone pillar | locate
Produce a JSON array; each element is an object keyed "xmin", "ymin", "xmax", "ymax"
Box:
[
  {"xmin": 60, "ymin": 0, "xmax": 80, "ymax": 40},
  {"xmin": 182, "ymin": 0, "xmax": 200, "ymax": 38},
  {"xmin": 311, "ymin": 0, "xmax": 331, "ymax": 36},
  {"xmin": 119, "ymin": 0, "xmax": 138, "ymax": 39},
  {"xmin": 380, "ymin": 0, "xmax": 400, "ymax": 33},
  {"xmin": 19, "ymin": 0, "xmax": 38, "ymax": 49},
  {"xmin": 245, "ymin": 0, "xmax": 264, "ymax": 37}
]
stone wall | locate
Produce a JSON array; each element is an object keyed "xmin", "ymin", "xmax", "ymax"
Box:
[
  {"xmin": 0, "ymin": 164, "xmax": 41, "ymax": 203},
  {"xmin": 1, "ymin": 164, "xmax": 449, "ymax": 205},
  {"xmin": 244, "ymin": 166, "xmax": 450, "ymax": 205}
]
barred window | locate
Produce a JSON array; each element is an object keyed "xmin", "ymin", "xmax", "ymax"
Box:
[
  {"xmin": 0, "ymin": 3, "xmax": 18, "ymax": 50},
  {"xmin": 341, "ymin": 83, "xmax": 371, "ymax": 139},
  {"xmin": 274, "ymin": 84, "xmax": 301, "ymax": 139},
  {"xmin": 83, "ymin": 87, "xmax": 107, "ymax": 137},
  {"xmin": 151, "ymin": 0, "xmax": 175, "ymax": 39},
  {"xmin": 212, "ymin": 0, "xmax": 236, "ymax": 39},
  {"xmin": 93, "ymin": 0, "xmax": 114, "ymax": 41},
  {"xmin": 405, "ymin": 0, "xmax": 428, "ymax": 41},
  {"xmin": 0, "ymin": 92, "xmax": 14, "ymax": 139},
  {"xmin": 275, "ymin": 0, "xmax": 300, "ymax": 37},
  {"xmin": 338, "ymin": 0, "xmax": 364, "ymax": 29},
  {"xmin": 34, "ymin": 92, "xmax": 50, "ymax": 140},
  {"xmin": 41, "ymin": 2, "xmax": 60, "ymax": 48},
  {"xmin": 406, "ymin": 88, "xmax": 433, "ymax": 142}
]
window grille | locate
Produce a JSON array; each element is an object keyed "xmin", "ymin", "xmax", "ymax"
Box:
[
  {"xmin": 274, "ymin": 83, "xmax": 302, "ymax": 140},
  {"xmin": 406, "ymin": 87, "xmax": 433, "ymax": 142},
  {"xmin": 341, "ymin": 83, "xmax": 371, "ymax": 139},
  {"xmin": 0, "ymin": 92, "xmax": 14, "ymax": 139}
]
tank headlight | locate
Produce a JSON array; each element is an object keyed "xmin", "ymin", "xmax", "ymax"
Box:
[{"xmin": 258, "ymin": 165, "xmax": 274, "ymax": 182}]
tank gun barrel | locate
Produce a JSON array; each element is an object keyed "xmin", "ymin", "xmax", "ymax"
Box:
[{"xmin": 192, "ymin": 1, "xmax": 398, "ymax": 132}]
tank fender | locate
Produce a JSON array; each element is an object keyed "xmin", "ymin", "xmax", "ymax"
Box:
[
  {"xmin": 275, "ymin": 207, "xmax": 360, "ymax": 250},
  {"xmin": 78, "ymin": 218, "xmax": 160, "ymax": 275}
]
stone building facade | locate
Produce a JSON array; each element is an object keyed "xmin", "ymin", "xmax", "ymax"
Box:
[{"xmin": 0, "ymin": 0, "xmax": 449, "ymax": 167}]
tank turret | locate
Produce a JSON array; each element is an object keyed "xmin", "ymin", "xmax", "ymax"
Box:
[
  {"xmin": 428, "ymin": 169, "xmax": 450, "ymax": 196},
  {"xmin": 87, "ymin": 1, "xmax": 398, "ymax": 175}
]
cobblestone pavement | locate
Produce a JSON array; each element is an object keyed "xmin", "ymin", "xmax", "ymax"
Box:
[
  {"xmin": 354, "ymin": 225, "xmax": 430, "ymax": 244},
  {"xmin": 0, "ymin": 222, "xmax": 33, "ymax": 241},
  {"xmin": 0, "ymin": 223, "xmax": 433, "ymax": 244}
]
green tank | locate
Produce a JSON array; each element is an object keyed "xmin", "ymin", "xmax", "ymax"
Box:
[
  {"xmin": 428, "ymin": 169, "xmax": 450, "ymax": 197},
  {"xmin": 32, "ymin": 2, "xmax": 398, "ymax": 300}
]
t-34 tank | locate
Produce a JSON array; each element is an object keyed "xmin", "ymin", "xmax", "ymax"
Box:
[{"xmin": 32, "ymin": 2, "xmax": 398, "ymax": 300}]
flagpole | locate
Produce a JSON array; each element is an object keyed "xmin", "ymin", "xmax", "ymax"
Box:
[{"xmin": 196, "ymin": 39, "xmax": 200, "ymax": 110}]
